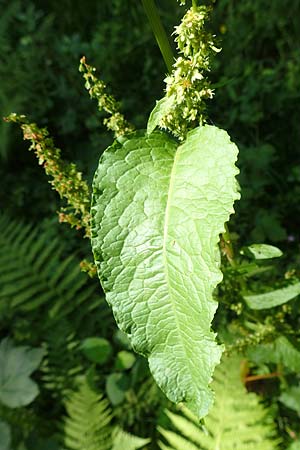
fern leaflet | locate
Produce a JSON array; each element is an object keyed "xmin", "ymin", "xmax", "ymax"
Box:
[
  {"xmin": 63, "ymin": 378, "xmax": 149, "ymax": 450},
  {"xmin": 159, "ymin": 357, "xmax": 281, "ymax": 450}
]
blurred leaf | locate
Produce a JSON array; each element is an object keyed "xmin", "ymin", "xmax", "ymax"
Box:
[
  {"xmin": 242, "ymin": 244, "xmax": 282, "ymax": 259},
  {"xmin": 248, "ymin": 336, "xmax": 300, "ymax": 372},
  {"xmin": 112, "ymin": 427, "xmax": 150, "ymax": 450},
  {"xmin": 250, "ymin": 211, "xmax": 287, "ymax": 243},
  {"xmin": 113, "ymin": 330, "xmax": 132, "ymax": 350},
  {"xmin": 115, "ymin": 351, "xmax": 136, "ymax": 371},
  {"xmin": 287, "ymin": 442, "xmax": 300, "ymax": 450},
  {"xmin": 0, "ymin": 338, "xmax": 44, "ymax": 408},
  {"xmin": 106, "ymin": 373, "xmax": 130, "ymax": 406},
  {"xmin": 279, "ymin": 386, "xmax": 300, "ymax": 414},
  {"xmin": 0, "ymin": 421, "xmax": 11, "ymax": 450},
  {"xmin": 81, "ymin": 337, "xmax": 112, "ymax": 365},
  {"xmin": 244, "ymin": 282, "xmax": 300, "ymax": 309}
]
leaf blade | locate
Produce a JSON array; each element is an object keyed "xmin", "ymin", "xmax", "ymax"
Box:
[
  {"xmin": 91, "ymin": 125, "xmax": 240, "ymax": 417},
  {"xmin": 0, "ymin": 338, "xmax": 44, "ymax": 408},
  {"xmin": 244, "ymin": 282, "xmax": 300, "ymax": 310},
  {"xmin": 244, "ymin": 243, "xmax": 283, "ymax": 259},
  {"xmin": 147, "ymin": 96, "xmax": 175, "ymax": 134}
]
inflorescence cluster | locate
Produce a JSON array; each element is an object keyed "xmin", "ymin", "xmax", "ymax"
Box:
[
  {"xmin": 5, "ymin": 113, "xmax": 91, "ymax": 237},
  {"xmin": 160, "ymin": 4, "xmax": 220, "ymax": 139},
  {"xmin": 79, "ymin": 57, "xmax": 134, "ymax": 138}
]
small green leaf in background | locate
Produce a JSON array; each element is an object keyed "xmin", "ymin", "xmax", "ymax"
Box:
[
  {"xmin": 81, "ymin": 337, "xmax": 112, "ymax": 364},
  {"xmin": 248, "ymin": 336, "xmax": 300, "ymax": 372},
  {"xmin": 113, "ymin": 330, "xmax": 132, "ymax": 350},
  {"xmin": 244, "ymin": 282, "xmax": 300, "ymax": 309},
  {"xmin": 106, "ymin": 373, "xmax": 130, "ymax": 406},
  {"xmin": 115, "ymin": 351, "xmax": 136, "ymax": 371},
  {"xmin": 242, "ymin": 243, "xmax": 283, "ymax": 259},
  {"xmin": 0, "ymin": 338, "xmax": 45, "ymax": 408},
  {"xmin": 279, "ymin": 386, "xmax": 300, "ymax": 414},
  {"xmin": 147, "ymin": 96, "xmax": 175, "ymax": 134},
  {"xmin": 0, "ymin": 420, "xmax": 11, "ymax": 450}
]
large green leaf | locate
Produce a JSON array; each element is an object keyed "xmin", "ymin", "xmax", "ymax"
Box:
[
  {"xmin": 91, "ymin": 125, "xmax": 240, "ymax": 417},
  {"xmin": 0, "ymin": 338, "xmax": 44, "ymax": 408}
]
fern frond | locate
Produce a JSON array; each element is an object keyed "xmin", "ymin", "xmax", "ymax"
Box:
[
  {"xmin": 63, "ymin": 379, "xmax": 112, "ymax": 450},
  {"xmin": 63, "ymin": 379, "xmax": 148, "ymax": 450},
  {"xmin": 0, "ymin": 213, "xmax": 111, "ymax": 397},
  {"xmin": 112, "ymin": 427, "xmax": 150, "ymax": 450},
  {"xmin": 159, "ymin": 357, "xmax": 281, "ymax": 450},
  {"xmin": 0, "ymin": 214, "xmax": 99, "ymax": 318},
  {"xmin": 41, "ymin": 320, "xmax": 82, "ymax": 396}
]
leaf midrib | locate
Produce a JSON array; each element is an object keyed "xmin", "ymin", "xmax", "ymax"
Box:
[{"xmin": 162, "ymin": 141, "xmax": 195, "ymax": 390}]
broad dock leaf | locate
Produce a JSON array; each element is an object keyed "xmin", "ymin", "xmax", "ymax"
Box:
[{"xmin": 91, "ymin": 125, "xmax": 240, "ymax": 417}]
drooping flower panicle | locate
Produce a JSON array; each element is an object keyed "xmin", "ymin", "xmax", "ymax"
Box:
[
  {"xmin": 4, "ymin": 113, "xmax": 91, "ymax": 237},
  {"xmin": 79, "ymin": 57, "xmax": 134, "ymax": 138}
]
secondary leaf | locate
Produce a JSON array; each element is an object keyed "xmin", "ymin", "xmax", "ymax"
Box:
[
  {"xmin": 106, "ymin": 373, "xmax": 129, "ymax": 406},
  {"xmin": 243, "ymin": 243, "xmax": 283, "ymax": 259},
  {"xmin": 247, "ymin": 336, "xmax": 300, "ymax": 372},
  {"xmin": 91, "ymin": 125, "xmax": 240, "ymax": 417},
  {"xmin": 115, "ymin": 351, "xmax": 136, "ymax": 370},
  {"xmin": 279, "ymin": 385, "xmax": 300, "ymax": 414},
  {"xmin": 81, "ymin": 337, "xmax": 112, "ymax": 365},
  {"xmin": 0, "ymin": 338, "xmax": 45, "ymax": 408},
  {"xmin": 147, "ymin": 96, "xmax": 175, "ymax": 134},
  {"xmin": 244, "ymin": 282, "xmax": 300, "ymax": 309}
]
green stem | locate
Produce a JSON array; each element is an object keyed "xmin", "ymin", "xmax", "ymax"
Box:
[
  {"xmin": 141, "ymin": 0, "xmax": 174, "ymax": 73},
  {"xmin": 223, "ymin": 223, "xmax": 248, "ymax": 292},
  {"xmin": 222, "ymin": 223, "xmax": 236, "ymax": 268},
  {"xmin": 192, "ymin": 0, "xmax": 198, "ymax": 9}
]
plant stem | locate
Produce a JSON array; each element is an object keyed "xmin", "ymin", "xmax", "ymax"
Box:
[
  {"xmin": 222, "ymin": 223, "xmax": 236, "ymax": 267},
  {"xmin": 141, "ymin": 0, "xmax": 174, "ymax": 73},
  {"xmin": 244, "ymin": 372, "xmax": 281, "ymax": 383},
  {"xmin": 192, "ymin": 0, "xmax": 198, "ymax": 9}
]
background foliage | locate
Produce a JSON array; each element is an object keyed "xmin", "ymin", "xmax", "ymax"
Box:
[{"xmin": 1, "ymin": 0, "xmax": 300, "ymax": 448}]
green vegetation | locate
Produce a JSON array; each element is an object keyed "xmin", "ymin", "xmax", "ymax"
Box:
[{"xmin": 1, "ymin": 0, "xmax": 300, "ymax": 448}]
